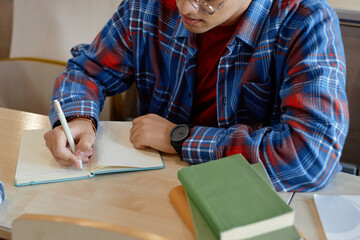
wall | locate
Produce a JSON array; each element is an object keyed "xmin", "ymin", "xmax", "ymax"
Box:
[
  {"xmin": 0, "ymin": 0, "xmax": 12, "ymax": 59},
  {"xmin": 339, "ymin": 25, "xmax": 360, "ymax": 166}
]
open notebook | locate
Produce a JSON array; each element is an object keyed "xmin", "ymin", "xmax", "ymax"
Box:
[{"xmin": 15, "ymin": 121, "xmax": 164, "ymax": 186}]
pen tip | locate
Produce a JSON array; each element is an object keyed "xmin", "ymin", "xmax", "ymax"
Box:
[{"xmin": 78, "ymin": 159, "xmax": 83, "ymax": 170}]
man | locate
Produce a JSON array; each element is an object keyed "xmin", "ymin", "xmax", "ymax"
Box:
[{"xmin": 44, "ymin": 0, "xmax": 349, "ymax": 192}]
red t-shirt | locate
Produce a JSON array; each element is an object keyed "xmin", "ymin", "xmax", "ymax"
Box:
[{"xmin": 190, "ymin": 24, "xmax": 237, "ymax": 127}]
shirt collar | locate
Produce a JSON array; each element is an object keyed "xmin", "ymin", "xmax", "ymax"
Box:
[
  {"xmin": 236, "ymin": 0, "xmax": 273, "ymax": 48},
  {"xmin": 173, "ymin": 0, "xmax": 273, "ymax": 49},
  {"xmin": 173, "ymin": 16, "xmax": 197, "ymax": 49},
  {"xmin": 173, "ymin": 16, "xmax": 191, "ymax": 38}
]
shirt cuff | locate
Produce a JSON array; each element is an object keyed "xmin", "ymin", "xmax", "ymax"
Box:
[
  {"xmin": 49, "ymin": 100, "xmax": 100, "ymax": 128},
  {"xmin": 182, "ymin": 126, "xmax": 226, "ymax": 164}
]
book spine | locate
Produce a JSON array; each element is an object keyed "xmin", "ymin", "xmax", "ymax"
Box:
[{"xmin": 178, "ymin": 169, "xmax": 221, "ymax": 239}]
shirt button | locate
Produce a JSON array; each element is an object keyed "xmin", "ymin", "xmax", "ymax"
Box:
[{"xmin": 223, "ymin": 97, "xmax": 226, "ymax": 105}]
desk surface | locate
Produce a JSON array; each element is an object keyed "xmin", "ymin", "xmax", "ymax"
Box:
[
  {"xmin": 0, "ymin": 107, "xmax": 359, "ymax": 240},
  {"xmin": 0, "ymin": 107, "xmax": 194, "ymax": 239}
]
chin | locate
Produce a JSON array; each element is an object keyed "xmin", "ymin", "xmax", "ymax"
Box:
[{"xmin": 183, "ymin": 24, "xmax": 210, "ymax": 34}]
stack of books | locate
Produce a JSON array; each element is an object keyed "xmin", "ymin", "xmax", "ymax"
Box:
[{"xmin": 169, "ymin": 154, "xmax": 302, "ymax": 240}]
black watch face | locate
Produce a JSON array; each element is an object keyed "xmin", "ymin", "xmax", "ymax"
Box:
[{"xmin": 172, "ymin": 125, "xmax": 189, "ymax": 141}]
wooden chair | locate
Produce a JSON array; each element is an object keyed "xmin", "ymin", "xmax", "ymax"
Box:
[
  {"xmin": 0, "ymin": 59, "xmax": 65, "ymax": 116},
  {"xmin": 0, "ymin": 0, "xmax": 134, "ymax": 120},
  {"xmin": 12, "ymin": 214, "xmax": 169, "ymax": 240}
]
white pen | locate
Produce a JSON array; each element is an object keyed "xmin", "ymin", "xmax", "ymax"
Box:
[
  {"xmin": 287, "ymin": 192, "xmax": 295, "ymax": 205},
  {"xmin": 53, "ymin": 99, "xmax": 83, "ymax": 169}
]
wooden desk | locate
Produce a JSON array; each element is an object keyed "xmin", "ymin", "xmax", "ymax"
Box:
[
  {"xmin": 0, "ymin": 107, "xmax": 194, "ymax": 239},
  {"xmin": 1, "ymin": 107, "xmax": 357, "ymax": 240}
]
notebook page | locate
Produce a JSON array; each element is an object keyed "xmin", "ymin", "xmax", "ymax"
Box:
[
  {"xmin": 91, "ymin": 121, "xmax": 162, "ymax": 171},
  {"xmin": 15, "ymin": 129, "xmax": 90, "ymax": 185}
]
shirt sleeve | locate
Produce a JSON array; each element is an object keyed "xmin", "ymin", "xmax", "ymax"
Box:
[
  {"xmin": 182, "ymin": 6, "xmax": 349, "ymax": 192},
  {"xmin": 49, "ymin": 1, "xmax": 134, "ymax": 126}
]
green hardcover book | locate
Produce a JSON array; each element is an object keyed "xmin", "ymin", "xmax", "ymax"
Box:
[
  {"xmin": 187, "ymin": 192, "xmax": 301, "ymax": 240},
  {"xmin": 178, "ymin": 154, "xmax": 300, "ymax": 240}
]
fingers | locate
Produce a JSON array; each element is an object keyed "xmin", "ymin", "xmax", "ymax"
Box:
[
  {"xmin": 44, "ymin": 127, "xmax": 79, "ymax": 167},
  {"xmin": 44, "ymin": 119, "xmax": 96, "ymax": 169},
  {"xmin": 130, "ymin": 128, "xmax": 150, "ymax": 149},
  {"xmin": 130, "ymin": 114, "xmax": 177, "ymax": 154},
  {"xmin": 70, "ymin": 119, "xmax": 96, "ymax": 162},
  {"xmin": 130, "ymin": 114, "xmax": 155, "ymax": 148},
  {"xmin": 75, "ymin": 138, "xmax": 94, "ymax": 163}
]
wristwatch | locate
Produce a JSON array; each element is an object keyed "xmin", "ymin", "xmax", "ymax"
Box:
[{"xmin": 170, "ymin": 124, "xmax": 190, "ymax": 158}]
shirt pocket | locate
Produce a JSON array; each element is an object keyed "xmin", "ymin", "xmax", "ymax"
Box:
[{"xmin": 242, "ymin": 77, "xmax": 274, "ymax": 125}]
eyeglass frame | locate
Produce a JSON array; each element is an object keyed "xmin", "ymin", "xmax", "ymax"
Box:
[{"xmin": 188, "ymin": 0, "xmax": 228, "ymax": 15}]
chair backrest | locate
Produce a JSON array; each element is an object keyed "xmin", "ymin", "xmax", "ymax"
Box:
[
  {"xmin": 0, "ymin": 60, "xmax": 65, "ymax": 116},
  {"xmin": 10, "ymin": 0, "xmax": 120, "ymax": 61},
  {"xmin": 12, "ymin": 214, "xmax": 169, "ymax": 240},
  {"xmin": 0, "ymin": 0, "xmax": 122, "ymax": 118}
]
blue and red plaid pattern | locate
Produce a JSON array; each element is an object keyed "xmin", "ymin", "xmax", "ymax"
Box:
[
  {"xmin": 50, "ymin": 0, "xmax": 348, "ymax": 192},
  {"xmin": 0, "ymin": 181, "xmax": 5, "ymax": 205}
]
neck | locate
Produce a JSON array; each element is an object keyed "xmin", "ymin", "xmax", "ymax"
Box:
[{"xmin": 220, "ymin": 0, "xmax": 252, "ymax": 26}]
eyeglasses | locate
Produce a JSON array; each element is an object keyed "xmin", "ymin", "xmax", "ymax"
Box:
[{"xmin": 188, "ymin": 0, "xmax": 227, "ymax": 15}]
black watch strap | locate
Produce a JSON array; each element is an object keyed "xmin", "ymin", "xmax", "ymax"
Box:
[{"xmin": 171, "ymin": 140, "xmax": 184, "ymax": 157}]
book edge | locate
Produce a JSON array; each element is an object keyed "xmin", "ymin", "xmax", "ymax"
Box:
[
  {"xmin": 220, "ymin": 211, "xmax": 295, "ymax": 239},
  {"xmin": 14, "ymin": 174, "xmax": 91, "ymax": 187},
  {"xmin": 168, "ymin": 186, "xmax": 196, "ymax": 236}
]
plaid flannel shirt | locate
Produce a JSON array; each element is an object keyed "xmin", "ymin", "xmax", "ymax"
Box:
[{"xmin": 50, "ymin": 0, "xmax": 348, "ymax": 192}]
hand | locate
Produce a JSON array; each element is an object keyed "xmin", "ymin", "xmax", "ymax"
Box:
[
  {"xmin": 130, "ymin": 114, "xmax": 177, "ymax": 154},
  {"xmin": 44, "ymin": 119, "xmax": 96, "ymax": 168}
]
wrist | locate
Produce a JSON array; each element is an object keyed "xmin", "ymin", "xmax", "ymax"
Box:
[
  {"xmin": 54, "ymin": 115, "xmax": 97, "ymax": 133},
  {"xmin": 70, "ymin": 118, "xmax": 97, "ymax": 134}
]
